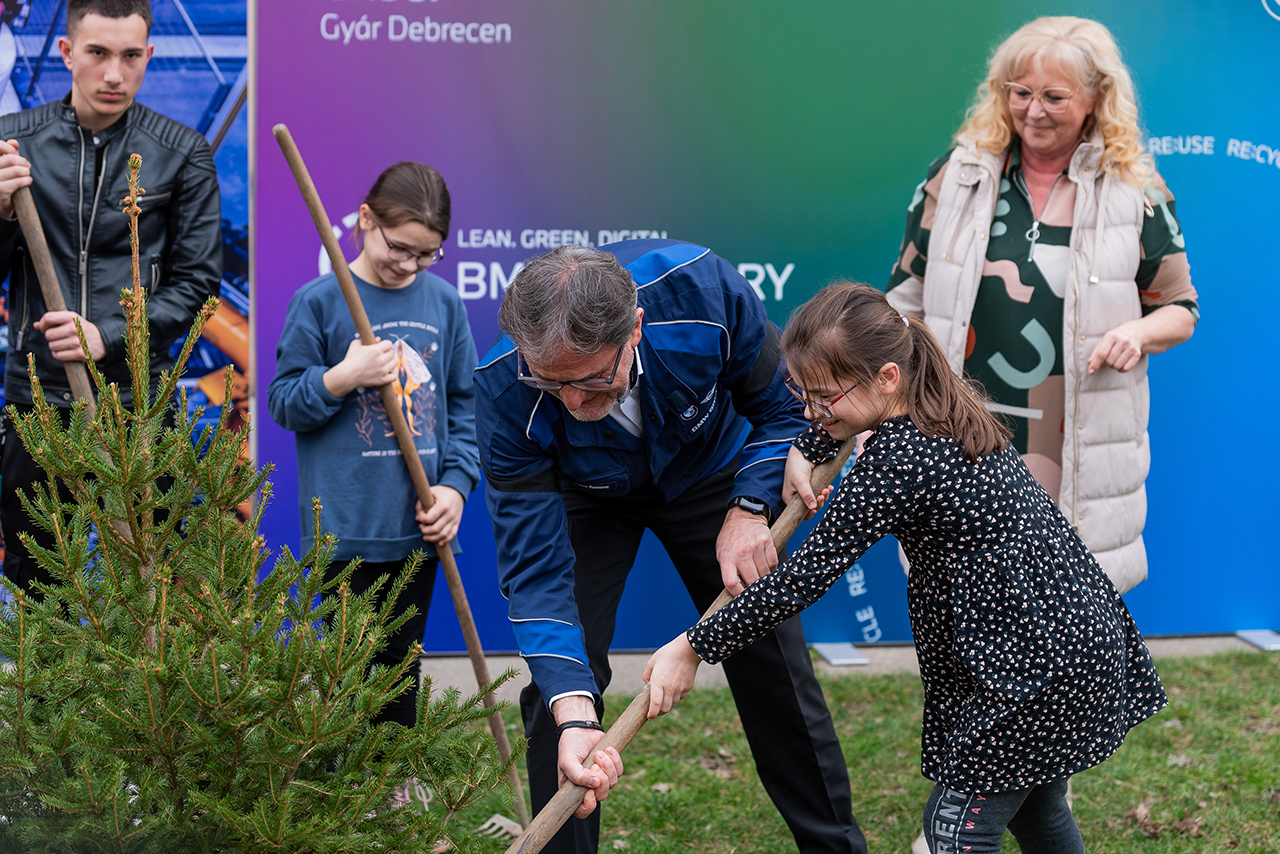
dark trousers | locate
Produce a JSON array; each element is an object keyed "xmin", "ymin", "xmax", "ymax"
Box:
[
  {"xmin": 520, "ymin": 463, "xmax": 866, "ymax": 854},
  {"xmin": 327, "ymin": 556, "xmax": 438, "ymax": 728},
  {"xmin": 1, "ymin": 403, "xmax": 60, "ymax": 591},
  {"xmin": 922, "ymin": 778, "xmax": 1084, "ymax": 854},
  {"xmin": 1, "ymin": 402, "xmax": 174, "ymax": 593}
]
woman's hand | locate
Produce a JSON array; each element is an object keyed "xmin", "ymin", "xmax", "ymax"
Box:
[
  {"xmin": 1088, "ymin": 304, "xmax": 1196, "ymax": 374},
  {"xmin": 643, "ymin": 634, "xmax": 703, "ymax": 719},
  {"xmin": 1087, "ymin": 322, "xmax": 1144, "ymax": 373}
]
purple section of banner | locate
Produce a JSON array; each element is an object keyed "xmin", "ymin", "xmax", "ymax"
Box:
[{"xmin": 255, "ymin": 1, "xmax": 616, "ymax": 653}]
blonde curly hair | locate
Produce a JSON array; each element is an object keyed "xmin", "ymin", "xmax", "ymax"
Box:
[{"xmin": 956, "ymin": 16, "xmax": 1153, "ymax": 187}]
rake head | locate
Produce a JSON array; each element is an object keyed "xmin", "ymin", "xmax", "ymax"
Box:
[{"xmin": 475, "ymin": 813, "xmax": 523, "ymax": 840}]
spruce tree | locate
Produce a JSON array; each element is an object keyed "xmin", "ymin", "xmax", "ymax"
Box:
[{"xmin": 0, "ymin": 155, "xmax": 514, "ymax": 853}]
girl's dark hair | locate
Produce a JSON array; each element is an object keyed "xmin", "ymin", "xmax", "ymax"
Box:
[
  {"xmin": 781, "ymin": 281, "xmax": 1009, "ymax": 463},
  {"xmin": 363, "ymin": 161, "xmax": 451, "ymax": 240}
]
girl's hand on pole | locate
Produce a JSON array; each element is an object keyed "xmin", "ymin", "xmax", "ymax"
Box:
[
  {"xmin": 415, "ymin": 485, "xmax": 465, "ymax": 545},
  {"xmin": 643, "ymin": 634, "xmax": 702, "ymax": 719},
  {"xmin": 784, "ymin": 445, "xmax": 828, "ymax": 519},
  {"xmin": 323, "ymin": 336, "xmax": 396, "ymax": 397}
]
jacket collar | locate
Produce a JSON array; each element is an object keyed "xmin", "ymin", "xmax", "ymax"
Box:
[
  {"xmin": 955, "ymin": 130, "xmax": 1105, "ymax": 183},
  {"xmin": 1068, "ymin": 130, "xmax": 1105, "ymax": 179},
  {"xmin": 57, "ymin": 91, "xmax": 135, "ymax": 138}
]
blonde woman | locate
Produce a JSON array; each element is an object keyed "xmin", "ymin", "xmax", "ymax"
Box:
[{"xmin": 887, "ymin": 16, "xmax": 1197, "ymax": 598}]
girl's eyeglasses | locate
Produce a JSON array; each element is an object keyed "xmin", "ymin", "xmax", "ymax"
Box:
[
  {"xmin": 379, "ymin": 225, "xmax": 444, "ymax": 268},
  {"xmin": 785, "ymin": 376, "xmax": 860, "ymax": 419}
]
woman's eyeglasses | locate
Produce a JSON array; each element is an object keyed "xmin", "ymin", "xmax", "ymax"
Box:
[{"xmin": 1002, "ymin": 82, "xmax": 1076, "ymax": 114}]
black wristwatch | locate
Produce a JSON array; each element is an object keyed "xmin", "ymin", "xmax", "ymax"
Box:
[{"xmin": 729, "ymin": 495, "xmax": 773, "ymax": 522}]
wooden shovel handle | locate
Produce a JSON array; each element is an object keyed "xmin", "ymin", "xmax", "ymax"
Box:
[{"xmin": 12, "ymin": 186, "xmax": 97, "ymax": 414}]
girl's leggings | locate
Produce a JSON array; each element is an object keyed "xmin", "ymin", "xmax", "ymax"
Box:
[{"xmin": 921, "ymin": 777, "xmax": 1084, "ymax": 854}]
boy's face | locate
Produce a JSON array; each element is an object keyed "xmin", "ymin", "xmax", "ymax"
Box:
[{"xmin": 59, "ymin": 13, "xmax": 154, "ymax": 132}]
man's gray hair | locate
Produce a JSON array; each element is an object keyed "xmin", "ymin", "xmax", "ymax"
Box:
[{"xmin": 498, "ymin": 246, "xmax": 638, "ymax": 364}]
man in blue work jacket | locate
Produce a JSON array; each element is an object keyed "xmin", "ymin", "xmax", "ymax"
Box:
[{"xmin": 475, "ymin": 240, "xmax": 866, "ymax": 854}]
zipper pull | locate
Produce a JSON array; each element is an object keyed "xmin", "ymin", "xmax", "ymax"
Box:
[
  {"xmin": 1024, "ymin": 222, "xmax": 1040, "ymax": 262},
  {"xmin": 79, "ymin": 249, "xmax": 88, "ymax": 280}
]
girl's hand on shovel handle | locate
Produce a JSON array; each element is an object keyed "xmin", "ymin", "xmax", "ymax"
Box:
[
  {"xmin": 643, "ymin": 633, "xmax": 702, "ymax": 719},
  {"xmin": 415, "ymin": 484, "xmax": 465, "ymax": 545}
]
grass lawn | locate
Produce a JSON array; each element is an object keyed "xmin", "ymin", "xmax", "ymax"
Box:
[{"xmin": 450, "ymin": 649, "xmax": 1280, "ymax": 853}]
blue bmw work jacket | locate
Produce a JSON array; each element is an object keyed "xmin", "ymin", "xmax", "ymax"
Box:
[{"xmin": 475, "ymin": 239, "xmax": 808, "ymax": 703}]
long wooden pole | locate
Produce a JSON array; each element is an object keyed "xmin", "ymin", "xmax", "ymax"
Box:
[
  {"xmin": 272, "ymin": 124, "xmax": 529, "ymax": 826},
  {"xmin": 11, "ymin": 187, "xmax": 97, "ymax": 417},
  {"xmin": 504, "ymin": 436, "xmax": 859, "ymax": 854}
]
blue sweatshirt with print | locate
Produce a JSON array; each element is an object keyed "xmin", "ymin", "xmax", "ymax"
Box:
[{"xmin": 268, "ymin": 270, "xmax": 479, "ymax": 562}]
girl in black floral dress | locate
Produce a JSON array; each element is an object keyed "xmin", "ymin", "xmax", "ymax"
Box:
[{"xmin": 643, "ymin": 282, "xmax": 1166, "ymax": 853}]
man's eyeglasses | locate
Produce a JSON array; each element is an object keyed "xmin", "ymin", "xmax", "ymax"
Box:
[
  {"xmin": 379, "ymin": 225, "xmax": 444, "ymax": 268},
  {"xmin": 518, "ymin": 346, "xmax": 624, "ymax": 392},
  {"xmin": 1002, "ymin": 82, "xmax": 1077, "ymax": 114},
  {"xmin": 785, "ymin": 376, "xmax": 860, "ymax": 419}
]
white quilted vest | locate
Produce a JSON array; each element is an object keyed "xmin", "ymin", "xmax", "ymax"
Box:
[{"xmin": 890, "ymin": 135, "xmax": 1150, "ymax": 593}]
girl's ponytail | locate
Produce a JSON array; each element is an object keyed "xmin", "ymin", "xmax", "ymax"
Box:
[{"xmin": 903, "ymin": 315, "xmax": 1009, "ymax": 462}]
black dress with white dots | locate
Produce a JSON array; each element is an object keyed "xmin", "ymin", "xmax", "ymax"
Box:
[{"xmin": 688, "ymin": 416, "xmax": 1167, "ymax": 793}]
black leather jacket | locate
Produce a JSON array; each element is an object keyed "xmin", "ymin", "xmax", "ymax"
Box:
[{"xmin": 0, "ymin": 98, "xmax": 222, "ymax": 406}]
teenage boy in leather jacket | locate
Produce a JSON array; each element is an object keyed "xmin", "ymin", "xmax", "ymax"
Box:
[{"xmin": 0, "ymin": 0, "xmax": 221, "ymax": 591}]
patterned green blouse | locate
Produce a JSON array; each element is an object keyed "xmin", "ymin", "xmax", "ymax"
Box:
[{"xmin": 887, "ymin": 147, "xmax": 1198, "ymax": 475}]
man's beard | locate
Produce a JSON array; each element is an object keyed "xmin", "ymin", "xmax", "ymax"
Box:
[{"xmin": 564, "ymin": 389, "xmax": 626, "ymax": 422}]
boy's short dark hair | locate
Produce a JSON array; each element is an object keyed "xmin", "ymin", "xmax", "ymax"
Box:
[{"xmin": 67, "ymin": 0, "xmax": 153, "ymax": 38}]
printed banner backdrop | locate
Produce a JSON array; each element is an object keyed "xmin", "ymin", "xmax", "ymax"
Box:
[{"xmin": 255, "ymin": 0, "xmax": 1277, "ymax": 653}]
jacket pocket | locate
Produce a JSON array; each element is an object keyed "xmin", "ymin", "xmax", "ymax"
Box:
[
  {"xmin": 118, "ymin": 188, "xmax": 172, "ymax": 208},
  {"xmin": 13, "ymin": 245, "xmax": 31, "ymax": 351},
  {"xmin": 564, "ymin": 465, "xmax": 631, "ymax": 497}
]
